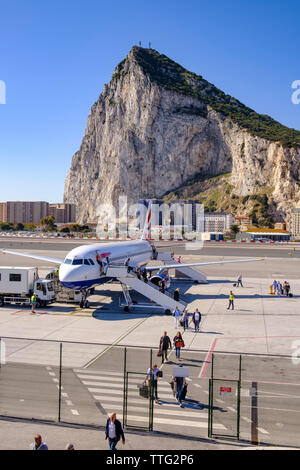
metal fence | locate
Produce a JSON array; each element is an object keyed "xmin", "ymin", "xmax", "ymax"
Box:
[{"xmin": 0, "ymin": 336, "xmax": 300, "ymax": 448}]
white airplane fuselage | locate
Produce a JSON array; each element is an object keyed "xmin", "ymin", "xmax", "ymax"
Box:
[{"xmin": 59, "ymin": 240, "xmax": 154, "ymax": 290}]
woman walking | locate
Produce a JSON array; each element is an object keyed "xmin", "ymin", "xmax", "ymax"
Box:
[{"xmin": 173, "ymin": 331, "xmax": 185, "ymax": 361}]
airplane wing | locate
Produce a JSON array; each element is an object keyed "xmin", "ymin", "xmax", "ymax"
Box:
[
  {"xmin": 2, "ymin": 249, "xmax": 64, "ymax": 265},
  {"xmin": 145, "ymin": 258, "xmax": 264, "ymax": 271}
]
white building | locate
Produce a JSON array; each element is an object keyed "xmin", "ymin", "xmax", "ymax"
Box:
[{"xmin": 204, "ymin": 212, "xmax": 234, "ymax": 233}]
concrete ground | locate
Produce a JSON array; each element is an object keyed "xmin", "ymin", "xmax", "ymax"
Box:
[{"xmin": 0, "ymin": 240, "xmax": 300, "ymax": 449}]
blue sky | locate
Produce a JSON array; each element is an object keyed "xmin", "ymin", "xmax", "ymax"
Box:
[{"xmin": 0, "ymin": 0, "xmax": 299, "ymax": 201}]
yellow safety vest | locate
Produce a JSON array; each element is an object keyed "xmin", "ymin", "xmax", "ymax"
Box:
[{"xmin": 229, "ymin": 294, "xmax": 235, "ymax": 300}]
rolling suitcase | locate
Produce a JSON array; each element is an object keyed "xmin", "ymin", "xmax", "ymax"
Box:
[{"xmin": 138, "ymin": 384, "xmax": 149, "ymax": 399}]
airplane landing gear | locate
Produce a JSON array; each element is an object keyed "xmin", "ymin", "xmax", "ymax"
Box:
[{"xmin": 80, "ymin": 290, "xmax": 89, "ymax": 309}]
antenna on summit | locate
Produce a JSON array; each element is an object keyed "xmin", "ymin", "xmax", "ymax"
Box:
[
  {"xmin": 149, "ymin": 41, "xmax": 151, "ymax": 49},
  {"xmin": 138, "ymin": 41, "xmax": 142, "ymax": 46}
]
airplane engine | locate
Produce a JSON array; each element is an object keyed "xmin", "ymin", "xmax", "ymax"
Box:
[{"xmin": 150, "ymin": 272, "xmax": 170, "ymax": 289}]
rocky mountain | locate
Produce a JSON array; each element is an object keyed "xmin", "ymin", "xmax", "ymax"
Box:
[{"xmin": 64, "ymin": 47, "xmax": 300, "ymax": 225}]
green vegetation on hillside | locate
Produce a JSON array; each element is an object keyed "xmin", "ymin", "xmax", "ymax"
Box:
[
  {"xmin": 123, "ymin": 47, "xmax": 300, "ymax": 148},
  {"xmin": 163, "ymin": 172, "xmax": 275, "ymax": 227}
]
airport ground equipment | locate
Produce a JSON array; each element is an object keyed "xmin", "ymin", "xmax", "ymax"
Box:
[
  {"xmin": 157, "ymin": 252, "xmax": 207, "ymax": 283},
  {"xmin": 107, "ymin": 264, "xmax": 187, "ymax": 313},
  {"xmin": 0, "ymin": 267, "xmax": 56, "ymax": 307}
]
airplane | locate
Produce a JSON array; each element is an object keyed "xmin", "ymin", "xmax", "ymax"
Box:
[{"xmin": 2, "ymin": 203, "xmax": 264, "ymax": 308}]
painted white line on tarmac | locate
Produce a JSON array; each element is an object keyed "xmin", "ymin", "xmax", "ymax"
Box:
[
  {"xmin": 71, "ymin": 410, "xmax": 79, "ymax": 416},
  {"xmin": 227, "ymin": 407, "xmax": 236, "ymax": 413},
  {"xmin": 66, "ymin": 400, "xmax": 74, "ymax": 406},
  {"xmin": 105, "ymin": 403, "xmax": 208, "ymax": 419},
  {"xmin": 125, "ymin": 414, "xmax": 225, "ymax": 430},
  {"xmin": 82, "ymin": 380, "xmax": 171, "ymax": 392},
  {"xmin": 257, "ymin": 427, "xmax": 269, "ymax": 435},
  {"xmin": 88, "ymin": 387, "xmax": 174, "ymax": 399},
  {"xmin": 48, "ymin": 372, "xmax": 56, "ymax": 377},
  {"xmin": 242, "ymin": 417, "xmax": 252, "ymax": 423}
]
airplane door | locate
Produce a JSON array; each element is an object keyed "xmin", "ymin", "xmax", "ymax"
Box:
[{"xmin": 96, "ymin": 252, "xmax": 104, "ymax": 275}]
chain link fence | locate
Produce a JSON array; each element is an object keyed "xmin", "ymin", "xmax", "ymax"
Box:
[{"xmin": 0, "ymin": 337, "xmax": 300, "ymax": 447}]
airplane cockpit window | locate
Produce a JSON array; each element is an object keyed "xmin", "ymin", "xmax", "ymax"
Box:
[
  {"xmin": 84, "ymin": 259, "xmax": 90, "ymax": 265},
  {"xmin": 64, "ymin": 259, "xmax": 72, "ymax": 265},
  {"xmin": 89, "ymin": 259, "xmax": 95, "ymax": 265},
  {"xmin": 72, "ymin": 259, "xmax": 83, "ymax": 265}
]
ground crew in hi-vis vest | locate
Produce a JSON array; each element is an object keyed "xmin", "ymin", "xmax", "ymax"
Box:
[
  {"xmin": 31, "ymin": 293, "xmax": 37, "ymax": 313},
  {"xmin": 227, "ymin": 291, "xmax": 235, "ymax": 310}
]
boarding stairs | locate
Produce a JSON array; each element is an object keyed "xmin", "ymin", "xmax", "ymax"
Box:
[
  {"xmin": 157, "ymin": 252, "xmax": 207, "ymax": 284},
  {"xmin": 106, "ymin": 264, "xmax": 187, "ymax": 313}
]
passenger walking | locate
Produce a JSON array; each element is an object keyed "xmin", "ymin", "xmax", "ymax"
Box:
[
  {"xmin": 173, "ymin": 306, "xmax": 182, "ymax": 329},
  {"xmin": 142, "ymin": 268, "xmax": 148, "ymax": 283},
  {"xmin": 182, "ymin": 310, "xmax": 189, "ymax": 331},
  {"xmin": 227, "ymin": 291, "xmax": 235, "ymax": 310},
  {"xmin": 105, "ymin": 412, "xmax": 126, "ymax": 450},
  {"xmin": 143, "ymin": 364, "xmax": 161, "ymax": 403},
  {"xmin": 272, "ymin": 280, "xmax": 278, "ymax": 295},
  {"xmin": 174, "ymin": 288, "xmax": 180, "ymax": 301},
  {"xmin": 172, "ymin": 367, "xmax": 187, "ymax": 408},
  {"xmin": 160, "ymin": 279, "xmax": 165, "ymax": 294},
  {"xmin": 159, "ymin": 331, "xmax": 172, "ymax": 364},
  {"xmin": 173, "ymin": 331, "xmax": 185, "ymax": 360},
  {"xmin": 192, "ymin": 309, "xmax": 201, "ymax": 332},
  {"xmin": 284, "ymin": 281, "xmax": 291, "ymax": 297},
  {"xmin": 29, "ymin": 434, "xmax": 48, "ymax": 450},
  {"xmin": 237, "ymin": 274, "xmax": 243, "ymax": 287},
  {"xmin": 276, "ymin": 282, "xmax": 283, "ymax": 296}
]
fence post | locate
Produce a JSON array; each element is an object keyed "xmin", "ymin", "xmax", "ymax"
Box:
[
  {"xmin": 58, "ymin": 342, "xmax": 62, "ymax": 422},
  {"xmin": 123, "ymin": 347, "xmax": 127, "ymax": 427},
  {"xmin": 251, "ymin": 382, "xmax": 258, "ymax": 445},
  {"xmin": 237, "ymin": 354, "xmax": 242, "ymax": 440}
]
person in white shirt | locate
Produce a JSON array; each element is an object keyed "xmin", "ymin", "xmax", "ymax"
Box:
[
  {"xmin": 143, "ymin": 364, "xmax": 161, "ymax": 403},
  {"xmin": 192, "ymin": 309, "xmax": 201, "ymax": 332},
  {"xmin": 237, "ymin": 274, "xmax": 243, "ymax": 287},
  {"xmin": 173, "ymin": 306, "xmax": 182, "ymax": 329}
]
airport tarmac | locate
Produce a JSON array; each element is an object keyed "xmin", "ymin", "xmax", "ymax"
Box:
[{"xmin": 0, "ymin": 239, "xmax": 300, "ymax": 447}]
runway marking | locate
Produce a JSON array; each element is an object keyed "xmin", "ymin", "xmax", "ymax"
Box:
[
  {"xmin": 103, "ymin": 403, "xmax": 208, "ymax": 419},
  {"xmin": 71, "ymin": 409, "xmax": 79, "ymax": 416},
  {"xmin": 66, "ymin": 400, "xmax": 74, "ymax": 406},
  {"xmin": 61, "ymin": 392, "xmax": 69, "ymax": 398},
  {"xmin": 257, "ymin": 427, "xmax": 269, "ymax": 435},
  {"xmin": 227, "ymin": 407, "xmax": 236, "ymax": 413},
  {"xmin": 117, "ymin": 414, "xmax": 225, "ymax": 429},
  {"xmin": 199, "ymin": 338, "xmax": 217, "ymax": 378},
  {"xmin": 88, "ymin": 387, "xmax": 174, "ymax": 399},
  {"xmin": 242, "ymin": 417, "xmax": 252, "ymax": 423},
  {"xmin": 52, "ymin": 378, "xmax": 59, "ymax": 383}
]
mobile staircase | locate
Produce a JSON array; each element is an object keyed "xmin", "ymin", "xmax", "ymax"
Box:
[{"xmin": 106, "ymin": 264, "xmax": 187, "ymax": 314}]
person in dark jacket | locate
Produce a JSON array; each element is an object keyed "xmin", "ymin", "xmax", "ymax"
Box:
[
  {"xmin": 105, "ymin": 413, "xmax": 126, "ymax": 450},
  {"xmin": 173, "ymin": 331, "xmax": 185, "ymax": 360},
  {"xmin": 173, "ymin": 288, "xmax": 180, "ymax": 301},
  {"xmin": 159, "ymin": 331, "xmax": 172, "ymax": 363}
]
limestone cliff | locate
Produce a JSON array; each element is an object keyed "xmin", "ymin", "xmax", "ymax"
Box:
[{"xmin": 64, "ymin": 47, "xmax": 300, "ymax": 224}]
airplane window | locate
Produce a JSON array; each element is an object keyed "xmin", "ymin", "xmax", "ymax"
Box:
[
  {"xmin": 72, "ymin": 259, "xmax": 83, "ymax": 265},
  {"xmin": 64, "ymin": 259, "xmax": 72, "ymax": 265},
  {"xmin": 89, "ymin": 259, "xmax": 95, "ymax": 265},
  {"xmin": 84, "ymin": 259, "xmax": 90, "ymax": 265}
]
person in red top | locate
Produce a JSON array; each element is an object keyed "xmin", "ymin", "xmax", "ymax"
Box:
[{"xmin": 173, "ymin": 331, "xmax": 185, "ymax": 360}]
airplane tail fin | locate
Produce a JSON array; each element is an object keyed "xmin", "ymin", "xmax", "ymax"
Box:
[{"xmin": 141, "ymin": 201, "xmax": 152, "ymax": 240}]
